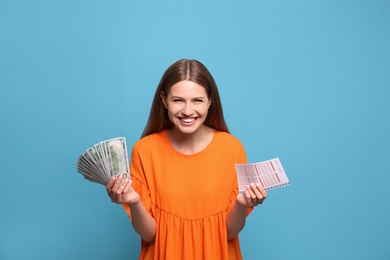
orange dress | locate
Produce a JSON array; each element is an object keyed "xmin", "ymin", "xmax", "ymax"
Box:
[{"xmin": 122, "ymin": 130, "xmax": 252, "ymax": 260}]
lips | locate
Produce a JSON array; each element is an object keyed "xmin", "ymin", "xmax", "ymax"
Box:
[{"xmin": 179, "ymin": 117, "xmax": 197, "ymax": 124}]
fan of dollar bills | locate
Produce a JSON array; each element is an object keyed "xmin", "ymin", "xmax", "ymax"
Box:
[{"xmin": 76, "ymin": 137, "xmax": 130, "ymax": 185}]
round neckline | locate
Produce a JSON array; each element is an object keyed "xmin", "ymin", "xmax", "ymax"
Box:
[{"xmin": 164, "ymin": 129, "xmax": 216, "ymax": 157}]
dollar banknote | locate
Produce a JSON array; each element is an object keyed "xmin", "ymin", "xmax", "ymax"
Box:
[{"xmin": 76, "ymin": 137, "xmax": 130, "ymax": 185}]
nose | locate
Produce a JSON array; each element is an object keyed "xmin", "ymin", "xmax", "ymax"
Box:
[{"xmin": 182, "ymin": 102, "xmax": 193, "ymax": 115}]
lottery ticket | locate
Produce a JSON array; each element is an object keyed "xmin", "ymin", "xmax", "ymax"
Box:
[{"xmin": 235, "ymin": 158, "xmax": 290, "ymax": 193}]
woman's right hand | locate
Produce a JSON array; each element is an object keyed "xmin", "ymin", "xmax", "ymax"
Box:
[{"xmin": 106, "ymin": 176, "xmax": 140, "ymax": 205}]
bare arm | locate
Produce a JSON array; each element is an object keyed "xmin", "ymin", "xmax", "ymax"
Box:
[
  {"xmin": 226, "ymin": 200, "xmax": 247, "ymax": 240},
  {"xmin": 128, "ymin": 196, "xmax": 156, "ymax": 242},
  {"xmin": 226, "ymin": 183, "xmax": 267, "ymax": 240},
  {"xmin": 106, "ymin": 177, "xmax": 156, "ymax": 242}
]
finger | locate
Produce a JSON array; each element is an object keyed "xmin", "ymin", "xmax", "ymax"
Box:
[
  {"xmin": 116, "ymin": 179, "xmax": 129, "ymax": 194},
  {"xmin": 244, "ymin": 186, "xmax": 256, "ymax": 206},
  {"xmin": 113, "ymin": 187, "xmax": 124, "ymax": 203},
  {"xmin": 123, "ymin": 180, "xmax": 133, "ymax": 193},
  {"xmin": 247, "ymin": 184, "xmax": 257, "ymax": 199},
  {"xmin": 112, "ymin": 175, "xmax": 123, "ymax": 192},
  {"xmin": 108, "ymin": 177, "xmax": 123, "ymax": 203},
  {"xmin": 107, "ymin": 178, "xmax": 120, "ymax": 203},
  {"xmin": 255, "ymin": 183, "xmax": 268, "ymax": 199},
  {"xmin": 106, "ymin": 177, "xmax": 116, "ymax": 191},
  {"xmin": 249, "ymin": 183, "xmax": 264, "ymax": 202},
  {"xmin": 243, "ymin": 189, "xmax": 252, "ymax": 206},
  {"xmin": 249, "ymin": 185, "xmax": 263, "ymax": 206},
  {"xmin": 250, "ymin": 184, "xmax": 267, "ymax": 205}
]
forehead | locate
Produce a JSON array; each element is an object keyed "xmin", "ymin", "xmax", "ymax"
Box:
[{"xmin": 169, "ymin": 80, "xmax": 208, "ymax": 97}]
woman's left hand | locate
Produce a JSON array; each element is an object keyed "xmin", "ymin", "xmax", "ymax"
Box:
[{"xmin": 237, "ymin": 183, "xmax": 267, "ymax": 207}]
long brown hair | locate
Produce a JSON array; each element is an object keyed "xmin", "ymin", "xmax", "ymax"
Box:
[{"xmin": 141, "ymin": 59, "xmax": 229, "ymax": 138}]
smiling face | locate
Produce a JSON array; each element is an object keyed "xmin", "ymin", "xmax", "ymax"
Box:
[{"xmin": 160, "ymin": 80, "xmax": 212, "ymax": 135}]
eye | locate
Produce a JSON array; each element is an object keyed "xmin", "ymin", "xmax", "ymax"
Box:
[
  {"xmin": 173, "ymin": 98, "xmax": 183, "ymax": 103},
  {"xmin": 194, "ymin": 99, "xmax": 204, "ymax": 103}
]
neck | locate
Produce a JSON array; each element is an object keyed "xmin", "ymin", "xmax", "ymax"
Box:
[{"xmin": 168, "ymin": 126, "xmax": 214, "ymax": 155}]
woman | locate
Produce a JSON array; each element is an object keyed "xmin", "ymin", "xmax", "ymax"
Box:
[{"xmin": 106, "ymin": 59, "xmax": 267, "ymax": 259}]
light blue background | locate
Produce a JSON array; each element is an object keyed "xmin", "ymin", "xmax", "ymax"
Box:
[{"xmin": 1, "ymin": 1, "xmax": 389, "ymax": 259}]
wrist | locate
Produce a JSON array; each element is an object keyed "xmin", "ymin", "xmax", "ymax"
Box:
[
  {"xmin": 128, "ymin": 195, "xmax": 142, "ymax": 208},
  {"xmin": 235, "ymin": 193, "xmax": 248, "ymax": 207},
  {"xmin": 235, "ymin": 197, "xmax": 248, "ymax": 212}
]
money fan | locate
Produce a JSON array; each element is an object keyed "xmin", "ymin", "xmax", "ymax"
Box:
[{"xmin": 76, "ymin": 137, "xmax": 130, "ymax": 185}]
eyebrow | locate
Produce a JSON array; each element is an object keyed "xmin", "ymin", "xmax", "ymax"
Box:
[{"xmin": 170, "ymin": 96, "xmax": 206, "ymax": 100}]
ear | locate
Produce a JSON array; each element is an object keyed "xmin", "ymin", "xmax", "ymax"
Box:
[
  {"xmin": 208, "ymin": 96, "xmax": 212, "ymax": 109},
  {"xmin": 160, "ymin": 91, "xmax": 167, "ymax": 109}
]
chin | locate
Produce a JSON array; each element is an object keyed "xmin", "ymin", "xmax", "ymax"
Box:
[
  {"xmin": 176, "ymin": 124, "xmax": 204, "ymax": 135},
  {"xmin": 177, "ymin": 127, "xmax": 198, "ymax": 135}
]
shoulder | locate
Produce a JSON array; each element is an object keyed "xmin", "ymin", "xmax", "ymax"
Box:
[
  {"xmin": 210, "ymin": 131, "xmax": 247, "ymax": 163},
  {"xmin": 212, "ymin": 131, "xmax": 246, "ymax": 152},
  {"xmin": 214, "ymin": 131, "xmax": 244, "ymax": 146},
  {"xmin": 132, "ymin": 130, "xmax": 167, "ymax": 152}
]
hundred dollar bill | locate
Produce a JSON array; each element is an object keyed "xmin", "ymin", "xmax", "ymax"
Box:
[
  {"xmin": 103, "ymin": 137, "xmax": 130, "ymax": 179},
  {"xmin": 76, "ymin": 137, "xmax": 130, "ymax": 185}
]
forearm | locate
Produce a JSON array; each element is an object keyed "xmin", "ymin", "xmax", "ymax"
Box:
[
  {"xmin": 129, "ymin": 201, "xmax": 156, "ymax": 242},
  {"xmin": 226, "ymin": 201, "xmax": 247, "ymax": 240}
]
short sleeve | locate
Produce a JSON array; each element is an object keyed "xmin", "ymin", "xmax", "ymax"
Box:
[
  {"xmin": 227, "ymin": 137, "xmax": 253, "ymax": 216},
  {"xmin": 121, "ymin": 144, "xmax": 153, "ymax": 221}
]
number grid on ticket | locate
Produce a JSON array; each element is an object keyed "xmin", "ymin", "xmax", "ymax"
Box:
[{"xmin": 235, "ymin": 158, "xmax": 290, "ymax": 193}]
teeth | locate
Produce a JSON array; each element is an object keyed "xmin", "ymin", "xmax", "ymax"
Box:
[{"xmin": 181, "ymin": 118, "xmax": 195, "ymax": 123}]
